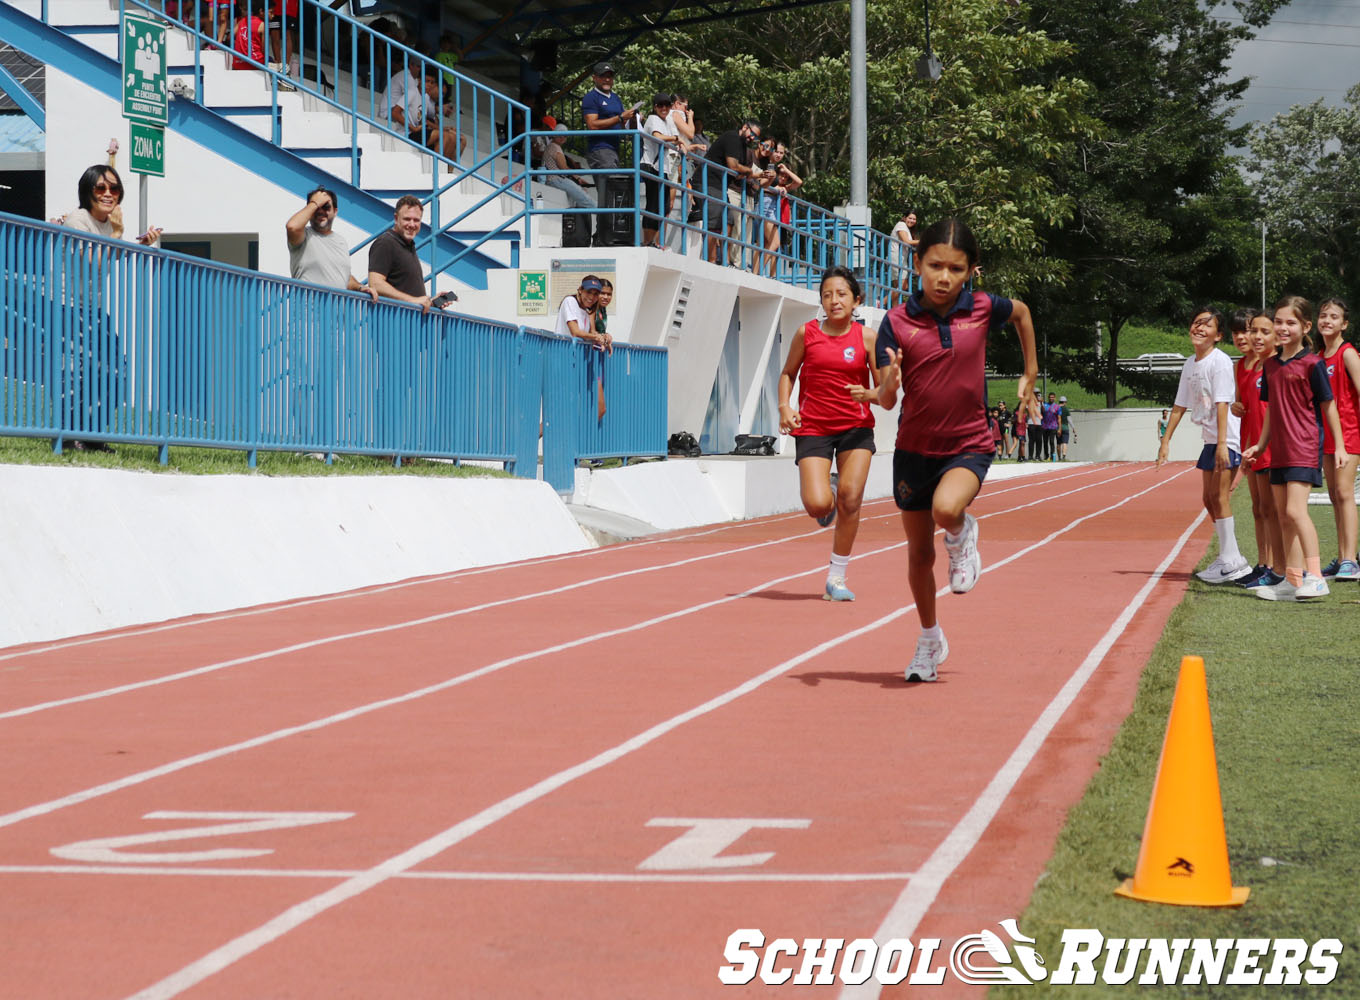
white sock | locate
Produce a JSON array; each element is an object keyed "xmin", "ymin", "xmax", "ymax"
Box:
[
  {"xmin": 1215, "ymin": 517, "xmax": 1243, "ymax": 564},
  {"xmin": 828, "ymin": 552, "xmax": 849, "ymax": 584},
  {"xmin": 921, "ymin": 624, "xmax": 943, "ymax": 642}
]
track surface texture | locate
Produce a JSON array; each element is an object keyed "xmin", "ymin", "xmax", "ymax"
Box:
[{"xmin": 0, "ymin": 462, "xmax": 1207, "ymax": 998}]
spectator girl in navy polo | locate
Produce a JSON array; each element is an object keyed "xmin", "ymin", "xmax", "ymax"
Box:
[
  {"xmin": 1243, "ymin": 296, "xmax": 1348, "ymax": 601},
  {"xmin": 875, "ymin": 219, "xmax": 1038, "ymax": 681},
  {"xmin": 777, "ymin": 266, "xmax": 880, "ymax": 602}
]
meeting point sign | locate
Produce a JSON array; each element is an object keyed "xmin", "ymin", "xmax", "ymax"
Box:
[{"xmin": 719, "ymin": 922, "xmax": 1343, "ymax": 987}]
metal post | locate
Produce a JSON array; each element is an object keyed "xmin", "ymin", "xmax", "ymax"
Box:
[
  {"xmin": 139, "ymin": 173, "xmax": 148, "ymax": 238},
  {"xmin": 1260, "ymin": 219, "xmax": 1267, "ymax": 310},
  {"xmin": 849, "ymin": 0, "xmax": 867, "ymax": 212}
]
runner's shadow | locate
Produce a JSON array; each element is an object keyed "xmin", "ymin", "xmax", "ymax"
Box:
[
  {"xmin": 1111, "ymin": 570, "xmax": 1194, "ymax": 583},
  {"xmin": 740, "ymin": 589, "xmax": 825, "ymax": 601},
  {"xmin": 792, "ymin": 670, "xmax": 933, "ymax": 689}
]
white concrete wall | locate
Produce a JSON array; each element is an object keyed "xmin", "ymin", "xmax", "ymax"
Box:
[
  {"xmin": 1067, "ymin": 408, "xmax": 1198, "ymax": 463},
  {"xmin": 0, "ymin": 464, "xmax": 591, "ymax": 649}
]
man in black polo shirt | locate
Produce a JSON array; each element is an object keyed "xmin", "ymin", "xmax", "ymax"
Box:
[
  {"xmin": 702, "ymin": 120, "xmax": 767, "ymax": 265},
  {"xmin": 368, "ymin": 195, "xmax": 431, "ymax": 307}
]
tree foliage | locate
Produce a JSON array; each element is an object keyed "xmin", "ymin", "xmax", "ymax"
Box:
[
  {"xmin": 1247, "ymin": 87, "xmax": 1360, "ymax": 308},
  {"xmin": 1021, "ymin": 0, "xmax": 1287, "ymax": 404},
  {"xmin": 586, "ymin": 0, "xmax": 1092, "ymax": 291}
]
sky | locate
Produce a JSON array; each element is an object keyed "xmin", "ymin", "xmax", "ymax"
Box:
[{"xmin": 1223, "ymin": 0, "xmax": 1360, "ymax": 130}]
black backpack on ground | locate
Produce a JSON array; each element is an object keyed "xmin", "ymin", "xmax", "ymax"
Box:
[
  {"xmin": 668, "ymin": 431, "xmax": 701, "ymax": 457},
  {"xmin": 731, "ymin": 434, "xmax": 776, "ymax": 456}
]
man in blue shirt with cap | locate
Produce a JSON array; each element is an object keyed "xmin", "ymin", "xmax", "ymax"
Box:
[{"xmin": 582, "ymin": 62, "xmax": 637, "ymax": 245}]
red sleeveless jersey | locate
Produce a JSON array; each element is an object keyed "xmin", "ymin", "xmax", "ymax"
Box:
[
  {"xmin": 1322, "ymin": 342, "xmax": 1360, "ymax": 454},
  {"xmin": 793, "ymin": 319, "xmax": 875, "ymax": 436},
  {"xmin": 1236, "ymin": 356, "xmax": 1270, "ymax": 468}
]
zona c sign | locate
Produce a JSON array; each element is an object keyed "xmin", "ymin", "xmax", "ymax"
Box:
[{"xmin": 129, "ymin": 121, "xmax": 165, "ymax": 178}]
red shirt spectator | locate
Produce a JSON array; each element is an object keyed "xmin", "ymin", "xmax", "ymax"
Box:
[
  {"xmin": 1236, "ymin": 356, "xmax": 1271, "ymax": 468},
  {"xmin": 231, "ymin": 11, "xmax": 265, "ymax": 70},
  {"xmin": 1322, "ymin": 341, "xmax": 1360, "ymax": 454}
]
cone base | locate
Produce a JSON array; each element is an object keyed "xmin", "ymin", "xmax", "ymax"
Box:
[{"xmin": 1115, "ymin": 879, "xmax": 1249, "ymax": 907}]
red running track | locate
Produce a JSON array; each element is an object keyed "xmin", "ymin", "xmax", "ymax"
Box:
[{"xmin": 0, "ymin": 462, "xmax": 1208, "ymax": 999}]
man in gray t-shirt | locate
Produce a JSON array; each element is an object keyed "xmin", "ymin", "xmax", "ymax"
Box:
[{"xmin": 286, "ymin": 187, "xmax": 376, "ymax": 300}]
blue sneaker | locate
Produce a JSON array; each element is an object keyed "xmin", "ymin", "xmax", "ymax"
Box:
[
  {"xmin": 1334, "ymin": 560, "xmax": 1360, "ymax": 581},
  {"xmin": 816, "ymin": 473, "xmax": 839, "ymax": 528},
  {"xmin": 1242, "ymin": 568, "xmax": 1283, "ymax": 590},
  {"xmin": 1234, "ymin": 565, "xmax": 1267, "ymax": 588},
  {"xmin": 824, "ymin": 576, "xmax": 856, "ymax": 602},
  {"xmin": 1322, "ymin": 558, "xmax": 1341, "ymax": 578}
]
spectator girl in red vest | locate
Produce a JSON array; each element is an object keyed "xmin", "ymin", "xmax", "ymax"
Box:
[
  {"xmin": 1316, "ymin": 298, "xmax": 1360, "ymax": 580},
  {"xmin": 1231, "ymin": 309, "xmax": 1284, "ymax": 590},
  {"xmin": 778, "ymin": 265, "xmax": 881, "ymax": 602},
  {"xmin": 875, "ymin": 219, "xmax": 1038, "ymax": 680},
  {"xmin": 231, "ymin": 1, "xmax": 265, "ymax": 70}
]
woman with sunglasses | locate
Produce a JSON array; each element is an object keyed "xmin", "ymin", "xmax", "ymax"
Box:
[{"xmin": 65, "ymin": 164, "xmax": 161, "ymax": 246}]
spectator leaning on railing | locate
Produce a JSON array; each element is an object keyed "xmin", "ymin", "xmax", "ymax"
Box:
[
  {"xmin": 286, "ymin": 186, "xmax": 377, "ymax": 301},
  {"xmin": 703, "ymin": 120, "xmax": 766, "ymax": 265},
  {"xmin": 367, "ymin": 195, "xmax": 431, "ymax": 308},
  {"xmin": 639, "ymin": 93, "xmax": 681, "ymax": 249}
]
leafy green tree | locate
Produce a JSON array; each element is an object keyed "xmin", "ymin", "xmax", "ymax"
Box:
[
  {"xmin": 1247, "ymin": 88, "xmax": 1360, "ymax": 309},
  {"xmin": 1022, "ymin": 0, "xmax": 1287, "ymax": 404},
  {"xmin": 576, "ymin": 0, "xmax": 1092, "ymax": 292}
]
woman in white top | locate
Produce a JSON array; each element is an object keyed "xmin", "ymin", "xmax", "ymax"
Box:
[
  {"xmin": 64, "ymin": 164, "xmax": 162, "ymax": 246},
  {"xmin": 639, "ymin": 93, "xmax": 679, "ymax": 249}
]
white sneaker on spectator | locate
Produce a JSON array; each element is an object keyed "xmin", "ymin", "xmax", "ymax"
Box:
[
  {"xmin": 1255, "ymin": 578, "xmax": 1299, "ymax": 602},
  {"xmin": 1195, "ymin": 557, "xmax": 1225, "ymax": 582},
  {"xmin": 1294, "ymin": 573, "xmax": 1330, "ymax": 600},
  {"xmin": 906, "ymin": 633, "xmax": 948, "ymax": 682},
  {"xmin": 945, "ymin": 514, "xmax": 980, "ymax": 594},
  {"xmin": 1198, "ymin": 556, "xmax": 1252, "ymax": 584}
]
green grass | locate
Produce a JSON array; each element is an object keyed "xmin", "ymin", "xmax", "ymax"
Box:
[
  {"xmin": 993, "ymin": 485, "xmax": 1360, "ymax": 998},
  {"xmin": 0, "ymin": 434, "xmax": 511, "ymax": 479}
]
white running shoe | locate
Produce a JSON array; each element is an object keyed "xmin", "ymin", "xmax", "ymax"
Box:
[
  {"xmin": 1255, "ymin": 579, "xmax": 1299, "ymax": 602},
  {"xmin": 1198, "ymin": 556, "xmax": 1253, "ymax": 584},
  {"xmin": 1195, "ymin": 557, "xmax": 1225, "ymax": 582},
  {"xmin": 945, "ymin": 514, "xmax": 981, "ymax": 594},
  {"xmin": 1294, "ymin": 573, "xmax": 1330, "ymax": 600},
  {"xmin": 906, "ymin": 633, "xmax": 949, "ymax": 682}
]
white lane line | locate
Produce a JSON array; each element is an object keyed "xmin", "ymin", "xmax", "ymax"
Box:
[
  {"xmin": 116, "ymin": 468, "xmax": 1189, "ymax": 1000},
  {"xmin": 0, "ymin": 466, "xmax": 1156, "ymax": 837},
  {"xmin": 0, "ymin": 864, "xmax": 917, "ymax": 883},
  {"xmin": 0, "ymin": 463, "xmax": 1117, "ymax": 664},
  {"xmin": 0, "ymin": 465, "xmax": 1137, "ymax": 721},
  {"xmin": 837, "ymin": 505, "xmax": 1208, "ymax": 1000}
]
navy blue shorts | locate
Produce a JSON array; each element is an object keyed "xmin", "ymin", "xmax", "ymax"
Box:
[
  {"xmin": 794, "ymin": 426, "xmax": 875, "ymax": 463},
  {"xmin": 1195, "ymin": 443, "xmax": 1242, "ymax": 471},
  {"xmin": 1269, "ymin": 465, "xmax": 1323, "ymax": 487},
  {"xmin": 893, "ymin": 449, "xmax": 992, "ymax": 512}
]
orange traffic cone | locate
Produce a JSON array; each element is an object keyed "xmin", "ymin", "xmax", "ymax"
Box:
[{"xmin": 1114, "ymin": 655, "xmax": 1249, "ymax": 907}]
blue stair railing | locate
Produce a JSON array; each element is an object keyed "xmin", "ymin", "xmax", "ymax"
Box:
[{"xmin": 129, "ymin": 0, "xmax": 534, "ymax": 291}]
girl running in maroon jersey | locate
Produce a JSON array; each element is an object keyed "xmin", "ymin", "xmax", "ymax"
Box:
[
  {"xmin": 1316, "ymin": 298, "xmax": 1360, "ymax": 581},
  {"xmin": 876, "ymin": 219, "xmax": 1038, "ymax": 680},
  {"xmin": 778, "ymin": 266, "xmax": 880, "ymax": 601},
  {"xmin": 1242, "ymin": 296, "xmax": 1349, "ymax": 601}
]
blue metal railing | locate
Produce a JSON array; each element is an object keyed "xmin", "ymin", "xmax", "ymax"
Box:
[
  {"xmin": 528, "ymin": 131, "xmax": 917, "ymax": 305},
  {"xmin": 0, "ymin": 213, "xmax": 665, "ymax": 490},
  {"xmin": 126, "ymin": 0, "xmax": 532, "ymax": 289}
]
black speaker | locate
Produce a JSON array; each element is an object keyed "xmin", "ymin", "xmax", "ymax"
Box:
[
  {"xmin": 561, "ymin": 212, "xmax": 590, "ymax": 248},
  {"xmin": 594, "ymin": 174, "xmax": 635, "ymax": 247}
]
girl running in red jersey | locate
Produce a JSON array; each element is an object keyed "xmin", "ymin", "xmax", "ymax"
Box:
[
  {"xmin": 1316, "ymin": 298, "xmax": 1360, "ymax": 581},
  {"xmin": 1231, "ymin": 310, "xmax": 1285, "ymax": 589},
  {"xmin": 875, "ymin": 219, "xmax": 1038, "ymax": 680},
  {"xmin": 778, "ymin": 265, "xmax": 880, "ymax": 601},
  {"xmin": 1242, "ymin": 296, "xmax": 1349, "ymax": 601}
]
